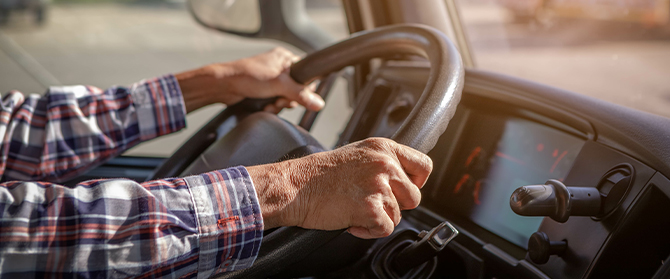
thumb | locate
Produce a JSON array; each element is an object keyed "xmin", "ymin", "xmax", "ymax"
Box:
[
  {"xmin": 278, "ymin": 74, "xmax": 325, "ymax": 111},
  {"xmin": 294, "ymin": 87, "xmax": 325, "ymax": 112}
]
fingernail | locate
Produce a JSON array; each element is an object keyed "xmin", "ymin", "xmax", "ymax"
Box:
[{"xmin": 311, "ymin": 95, "xmax": 325, "ymax": 109}]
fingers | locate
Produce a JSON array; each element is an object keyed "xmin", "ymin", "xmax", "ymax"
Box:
[
  {"xmin": 350, "ymin": 137, "xmax": 428, "ymax": 210},
  {"xmin": 348, "ymin": 165, "xmax": 404, "ymax": 239},
  {"xmin": 272, "ymin": 47, "xmax": 324, "ymax": 111},
  {"xmin": 275, "ymin": 74, "xmax": 325, "ymax": 111},
  {"xmin": 348, "ymin": 212, "xmax": 396, "ymax": 239},
  {"xmin": 393, "ymin": 144, "xmax": 433, "ymax": 189},
  {"xmin": 272, "ymin": 46, "xmax": 300, "ymax": 61},
  {"xmin": 274, "ymin": 47, "xmax": 300, "ymax": 69},
  {"xmin": 389, "ymin": 172, "xmax": 422, "ymax": 210},
  {"xmin": 263, "ymin": 47, "xmax": 326, "ymax": 111},
  {"xmin": 295, "ymin": 87, "xmax": 325, "ymax": 111},
  {"xmin": 276, "ymin": 98, "xmax": 298, "ymax": 109},
  {"xmin": 384, "ymin": 194, "xmax": 403, "ymax": 225},
  {"xmin": 263, "ymin": 97, "xmax": 298, "ymax": 114},
  {"xmin": 354, "ymin": 137, "xmax": 432, "ymax": 189}
]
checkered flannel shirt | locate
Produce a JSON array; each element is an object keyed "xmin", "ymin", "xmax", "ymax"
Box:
[{"xmin": 0, "ymin": 75, "xmax": 264, "ymax": 278}]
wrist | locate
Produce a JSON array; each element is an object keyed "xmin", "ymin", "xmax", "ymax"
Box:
[
  {"xmin": 247, "ymin": 161, "xmax": 303, "ymax": 229},
  {"xmin": 174, "ymin": 63, "xmax": 242, "ymax": 113}
]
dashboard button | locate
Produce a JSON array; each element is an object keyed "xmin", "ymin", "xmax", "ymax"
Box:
[{"xmin": 528, "ymin": 231, "xmax": 567, "ymax": 265}]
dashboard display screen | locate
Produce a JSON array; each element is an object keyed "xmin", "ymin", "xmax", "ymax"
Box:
[{"xmin": 443, "ymin": 112, "xmax": 584, "ymax": 248}]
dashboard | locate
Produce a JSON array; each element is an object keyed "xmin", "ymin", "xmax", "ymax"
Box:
[{"xmin": 349, "ymin": 62, "xmax": 670, "ymax": 279}]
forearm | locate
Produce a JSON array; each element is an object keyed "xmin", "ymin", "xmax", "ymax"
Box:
[
  {"xmin": 0, "ymin": 166, "xmax": 263, "ymax": 277},
  {"xmin": 0, "ymin": 75, "xmax": 186, "ymax": 182}
]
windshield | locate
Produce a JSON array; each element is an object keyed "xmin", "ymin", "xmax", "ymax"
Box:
[{"xmin": 456, "ymin": 0, "xmax": 670, "ymax": 118}]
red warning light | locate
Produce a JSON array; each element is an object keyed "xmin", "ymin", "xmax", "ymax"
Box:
[
  {"xmin": 473, "ymin": 180, "xmax": 482, "ymax": 205},
  {"xmin": 454, "ymin": 174, "xmax": 470, "ymax": 194},
  {"xmin": 465, "ymin": 147, "xmax": 482, "ymax": 168},
  {"xmin": 537, "ymin": 143, "xmax": 544, "ymax": 152}
]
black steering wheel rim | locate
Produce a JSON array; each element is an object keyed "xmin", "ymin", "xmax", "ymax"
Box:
[
  {"xmin": 215, "ymin": 24, "xmax": 464, "ymax": 278},
  {"xmin": 291, "ymin": 24, "xmax": 464, "ymax": 153}
]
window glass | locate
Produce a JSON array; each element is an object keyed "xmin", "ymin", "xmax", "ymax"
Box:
[
  {"xmin": 457, "ymin": 0, "xmax": 670, "ymax": 118},
  {"xmin": 0, "ymin": 0, "xmax": 350, "ymax": 157},
  {"xmin": 306, "ymin": 0, "xmax": 350, "ymax": 40}
]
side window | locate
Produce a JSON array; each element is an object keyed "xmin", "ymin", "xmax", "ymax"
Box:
[{"xmin": 0, "ymin": 0, "xmax": 350, "ymax": 157}]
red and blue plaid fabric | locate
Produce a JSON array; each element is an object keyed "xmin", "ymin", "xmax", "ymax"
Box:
[{"xmin": 0, "ymin": 75, "xmax": 264, "ymax": 278}]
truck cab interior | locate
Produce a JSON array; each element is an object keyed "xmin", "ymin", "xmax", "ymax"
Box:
[{"xmin": 11, "ymin": 0, "xmax": 669, "ymax": 278}]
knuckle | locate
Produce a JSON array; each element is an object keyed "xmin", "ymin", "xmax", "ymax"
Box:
[
  {"xmin": 396, "ymin": 187, "xmax": 421, "ymax": 210},
  {"xmin": 389, "ymin": 204, "xmax": 402, "ymax": 224},
  {"xmin": 368, "ymin": 155, "xmax": 400, "ymax": 175},
  {"xmin": 358, "ymin": 138, "xmax": 377, "ymax": 148},
  {"xmin": 370, "ymin": 216, "xmax": 385, "ymax": 228},
  {"xmin": 363, "ymin": 204, "xmax": 397, "ymax": 237},
  {"xmin": 380, "ymin": 221, "xmax": 394, "ymax": 237},
  {"xmin": 273, "ymin": 46, "xmax": 292, "ymax": 57},
  {"xmin": 370, "ymin": 154, "xmax": 392, "ymax": 167},
  {"xmin": 363, "ymin": 198, "xmax": 382, "ymax": 215},
  {"xmin": 368, "ymin": 218, "xmax": 393, "ymax": 238},
  {"xmin": 359, "ymin": 137, "xmax": 392, "ymax": 151}
]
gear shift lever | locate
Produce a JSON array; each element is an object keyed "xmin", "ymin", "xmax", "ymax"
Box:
[{"xmin": 392, "ymin": 221, "xmax": 459, "ymax": 276}]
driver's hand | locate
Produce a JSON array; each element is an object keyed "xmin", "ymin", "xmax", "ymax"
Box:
[
  {"xmin": 247, "ymin": 138, "xmax": 433, "ymax": 239},
  {"xmin": 175, "ymin": 47, "xmax": 324, "ymax": 113}
]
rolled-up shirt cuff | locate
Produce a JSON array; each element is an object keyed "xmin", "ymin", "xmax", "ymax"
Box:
[
  {"xmin": 183, "ymin": 166, "xmax": 264, "ymax": 276},
  {"xmin": 130, "ymin": 74, "xmax": 187, "ymax": 141}
]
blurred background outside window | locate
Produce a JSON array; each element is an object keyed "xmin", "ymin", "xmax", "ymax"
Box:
[
  {"xmin": 458, "ymin": 0, "xmax": 670, "ymax": 119},
  {"xmin": 0, "ymin": 0, "xmax": 350, "ymax": 157}
]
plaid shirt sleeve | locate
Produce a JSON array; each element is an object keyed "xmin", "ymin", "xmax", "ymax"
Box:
[
  {"xmin": 0, "ymin": 166, "xmax": 264, "ymax": 278},
  {"xmin": 0, "ymin": 75, "xmax": 186, "ymax": 183},
  {"xmin": 0, "ymin": 75, "xmax": 266, "ymax": 277}
]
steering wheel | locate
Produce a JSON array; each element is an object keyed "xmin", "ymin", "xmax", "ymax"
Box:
[{"xmin": 151, "ymin": 24, "xmax": 464, "ymax": 278}]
